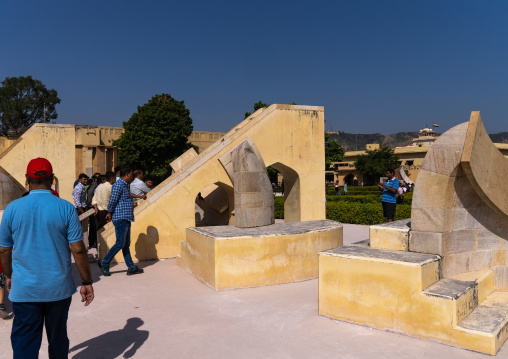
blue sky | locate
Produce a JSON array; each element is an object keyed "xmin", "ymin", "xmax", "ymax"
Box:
[{"xmin": 1, "ymin": 0, "xmax": 507, "ymax": 135}]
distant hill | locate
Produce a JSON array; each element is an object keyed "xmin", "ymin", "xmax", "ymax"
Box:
[
  {"xmin": 327, "ymin": 131, "xmax": 508, "ymax": 151},
  {"xmin": 489, "ymin": 132, "xmax": 508, "ymax": 144}
]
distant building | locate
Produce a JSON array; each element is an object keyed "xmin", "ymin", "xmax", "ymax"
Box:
[
  {"xmin": 0, "ymin": 124, "xmax": 124, "ymax": 202},
  {"xmin": 406, "ymin": 127, "xmax": 439, "ymax": 147},
  {"xmin": 328, "ymin": 127, "xmax": 508, "ymax": 185},
  {"xmin": 188, "ymin": 131, "xmax": 226, "ymax": 153}
]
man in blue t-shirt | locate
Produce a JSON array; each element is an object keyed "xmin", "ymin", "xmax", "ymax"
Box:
[
  {"xmin": 377, "ymin": 169, "xmax": 400, "ymax": 222},
  {"xmin": 0, "ymin": 158, "xmax": 95, "ymax": 358}
]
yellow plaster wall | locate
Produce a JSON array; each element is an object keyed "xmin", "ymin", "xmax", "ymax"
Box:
[
  {"xmin": 0, "ymin": 124, "xmax": 77, "ymax": 203},
  {"xmin": 98, "ymin": 105, "xmax": 326, "ymax": 261},
  {"xmin": 179, "ymin": 223, "xmax": 342, "ymax": 290},
  {"xmin": 369, "ymin": 224, "xmax": 409, "ymax": 251},
  {"xmin": 318, "ymin": 251, "xmax": 505, "ymax": 355}
]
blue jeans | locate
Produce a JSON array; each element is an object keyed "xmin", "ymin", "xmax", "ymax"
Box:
[
  {"xmin": 12, "ymin": 297, "xmax": 72, "ymax": 359},
  {"xmin": 103, "ymin": 219, "xmax": 135, "ymax": 270}
]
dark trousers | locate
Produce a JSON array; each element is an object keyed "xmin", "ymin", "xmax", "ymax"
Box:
[
  {"xmin": 96, "ymin": 210, "xmax": 109, "ymax": 230},
  {"xmin": 12, "ymin": 297, "xmax": 72, "ymax": 359},
  {"xmin": 103, "ymin": 219, "xmax": 135, "ymax": 270},
  {"xmin": 88, "ymin": 212, "xmax": 97, "ymax": 247}
]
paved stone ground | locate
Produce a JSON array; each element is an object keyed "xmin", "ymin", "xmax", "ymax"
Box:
[{"xmin": 0, "ymin": 224, "xmax": 503, "ymax": 358}]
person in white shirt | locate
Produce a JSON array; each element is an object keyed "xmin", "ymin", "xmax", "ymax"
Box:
[
  {"xmin": 92, "ymin": 171, "xmax": 116, "ymax": 229},
  {"xmin": 397, "ymin": 184, "xmax": 405, "ymax": 204},
  {"xmin": 130, "ymin": 170, "xmax": 151, "ymax": 202}
]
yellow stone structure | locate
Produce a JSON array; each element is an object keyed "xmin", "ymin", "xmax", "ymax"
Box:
[
  {"xmin": 188, "ymin": 131, "xmax": 226, "ymax": 153},
  {"xmin": 98, "ymin": 104, "xmax": 328, "ymax": 262},
  {"xmin": 0, "ymin": 124, "xmax": 122, "ymax": 203},
  {"xmin": 178, "ymin": 220, "xmax": 342, "ymax": 290},
  {"xmin": 319, "ymin": 112, "xmax": 508, "ymax": 355}
]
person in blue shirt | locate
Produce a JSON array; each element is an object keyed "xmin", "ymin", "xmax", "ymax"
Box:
[
  {"xmin": 99, "ymin": 165, "xmax": 144, "ymax": 276},
  {"xmin": 377, "ymin": 169, "xmax": 399, "ymax": 222},
  {"xmin": 0, "ymin": 157, "xmax": 94, "ymax": 359}
]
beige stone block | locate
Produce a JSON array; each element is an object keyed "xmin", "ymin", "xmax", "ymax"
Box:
[
  {"xmin": 409, "ymin": 231, "xmax": 443, "ymax": 255},
  {"xmin": 236, "ymin": 194, "xmax": 264, "ymax": 208},
  {"xmin": 477, "ymin": 229, "xmax": 501, "ymax": 251},
  {"xmin": 411, "ymin": 208, "xmax": 447, "ymax": 232},
  {"xmin": 493, "ymin": 250, "xmax": 507, "ymax": 266},
  {"xmin": 450, "ymin": 208, "xmax": 468, "ymax": 231},
  {"xmin": 493, "ymin": 266, "xmax": 508, "ymax": 290},
  {"xmin": 180, "ymin": 220, "xmax": 342, "ymax": 290},
  {"xmin": 443, "ymin": 230, "xmax": 477, "ymax": 255},
  {"xmin": 421, "ymin": 147, "xmax": 462, "ymax": 177},
  {"xmin": 442, "ymin": 251, "xmax": 471, "ymax": 277},
  {"xmin": 237, "ymin": 172, "xmax": 262, "ymax": 193},
  {"xmin": 411, "ymin": 170, "xmax": 455, "ymax": 211},
  {"xmin": 369, "ymin": 220, "xmax": 410, "ymax": 251},
  {"xmin": 479, "ymin": 207, "xmax": 505, "ymax": 230},
  {"xmin": 469, "ymin": 250, "xmax": 494, "ymax": 271},
  {"xmin": 255, "ymin": 209, "xmax": 274, "ymax": 227},
  {"xmin": 452, "ymin": 170, "xmax": 481, "ymax": 209},
  {"xmin": 501, "ymin": 239, "xmax": 508, "ymax": 250}
]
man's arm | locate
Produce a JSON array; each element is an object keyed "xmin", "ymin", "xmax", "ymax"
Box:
[
  {"xmin": 69, "ymin": 241, "xmax": 94, "ymax": 306},
  {"xmin": 377, "ymin": 181, "xmax": 397, "ymax": 193},
  {"xmin": 106, "ymin": 184, "xmax": 121, "ymax": 222},
  {"xmin": 0, "ymin": 246, "xmax": 12, "ymax": 292},
  {"xmin": 130, "ymin": 193, "xmax": 147, "ymax": 200},
  {"xmin": 72, "ymin": 186, "xmax": 83, "ymax": 212}
]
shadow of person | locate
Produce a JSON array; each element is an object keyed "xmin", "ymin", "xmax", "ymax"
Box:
[
  {"xmin": 69, "ymin": 317, "xmax": 148, "ymax": 359},
  {"xmin": 134, "ymin": 226, "xmax": 159, "ymax": 270}
]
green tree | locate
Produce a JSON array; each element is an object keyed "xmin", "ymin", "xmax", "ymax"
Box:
[
  {"xmin": 325, "ymin": 140, "xmax": 345, "ymax": 168},
  {"xmin": 114, "ymin": 94, "xmax": 193, "ymax": 184},
  {"xmin": 354, "ymin": 147, "xmax": 401, "ymax": 183},
  {"xmin": 244, "ymin": 101, "xmax": 269, "ymax": 119},
  {"xmin": 0, "ymin": 76, "xmax": 61, "ymax": 135}
]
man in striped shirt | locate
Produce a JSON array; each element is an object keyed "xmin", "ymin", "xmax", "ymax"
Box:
[
  {"xmin": 99, "ymin": 166, "xmax": 144, "ymax": 277},
  {"xmin": 377, "ymin": 169, "xmax": 399, "ymax": 222}
]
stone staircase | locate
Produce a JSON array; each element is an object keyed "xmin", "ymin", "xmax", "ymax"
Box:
[{"xmin": 319, "ymin": 219, "xmax": 508, "ymax": 355}]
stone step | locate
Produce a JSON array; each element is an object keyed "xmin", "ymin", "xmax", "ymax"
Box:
[
  {"xmin": 451, "ymin": 269, "xmax": 495, "ymax": 304},
  {"xmin": 456, "ymin": 291, "xmax": 508, "ymax": 355},
  {"xmin": 318, "ymin": 246, "xmax": 507, "ymax": 355},
  {"xmin": 419, "ymin": 270, "xmax": 495, "ymax": 327},
  {"xmin": 369, "ymin": 219, "xmax": 411, "ymax": 251},
  {"xmin": 421, "ymin": 278, "xmax": 478, "ymax": 326},
  {"xmin": 319, "ymin": 245, "xmax": 441, "ymax": 328}
]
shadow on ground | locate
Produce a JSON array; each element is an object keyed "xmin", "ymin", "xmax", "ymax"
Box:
[{"xmin": 69, "ymin": 317, "xmax": 149, "ymax": 359}]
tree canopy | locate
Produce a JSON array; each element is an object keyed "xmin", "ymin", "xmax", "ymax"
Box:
[
  {"xmin": 354, "ymin": 147, "xmax": 400, "ymax": 182},
  {"xmin": 0, "ymin": 76, "xmax": 61, "ymax": 135},
  {"xmin": 244, "ymin": 101, "xmax": 268, "ymax": 119},
  {"xmin": 114, "ymin": 94, "xmax": 193, "ymax": 184},
  {"xmin": 325, "ymin": 140, "xmax": 345, "ymax": 168}
]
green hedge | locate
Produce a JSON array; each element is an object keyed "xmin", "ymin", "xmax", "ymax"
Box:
[
  {"xmin": 274, "ymin": 197, "xmax": 285, "ymax": 219},
  {"xmin": 274, "ymin": 195, "xmax": 411, "ymax": 225},
  {"xmin": 326, "ymin": 195, "xmax": 380, "ymax": 204},
  {"xmin": 327, "ymin": 202, "xmax": 411, "ymax": 225}
]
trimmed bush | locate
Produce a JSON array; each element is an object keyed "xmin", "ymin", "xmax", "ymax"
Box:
[
  {"xmin": 326, "ymin": 195, "xmax": 380, "ymax": 204},
  {"xmin": 327, "ymin": 202, "xmax": 411, "ymax": 225},
  {"xmin": 274, "ymin": 196, "xmax": 284, "ymax": 219},
  {"xmin": 274, "ymin": 195, "xmax": 411, "ymax": 224}
]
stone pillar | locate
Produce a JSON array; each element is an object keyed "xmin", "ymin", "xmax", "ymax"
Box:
[
  {"xmin": 94, "ymin": 146, "xmax": 106, "ymax": 174},
  {"xmin": 232, "ymin": 141, "xmax": 274, "ymax": 228},
  {"xmin": 83, "ymin": 147, "xmax": 94, "ymax": 177}
]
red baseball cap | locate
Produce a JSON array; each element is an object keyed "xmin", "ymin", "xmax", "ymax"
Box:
[{"xmin": 27, "ymin": 158, "xmax": 53, "ymax": 179}]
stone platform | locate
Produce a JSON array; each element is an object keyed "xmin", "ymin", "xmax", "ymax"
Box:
[
  {"xmin": 369, "ymin": 218, "xmax": 411, "ymax": 251},
  {"xmin": 319, "ymin": 245, "xmax": 508, "ymax": 355},
  {"xmin": 177, "ymin": 220, "xmax": 342, "ymax": 290}
]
